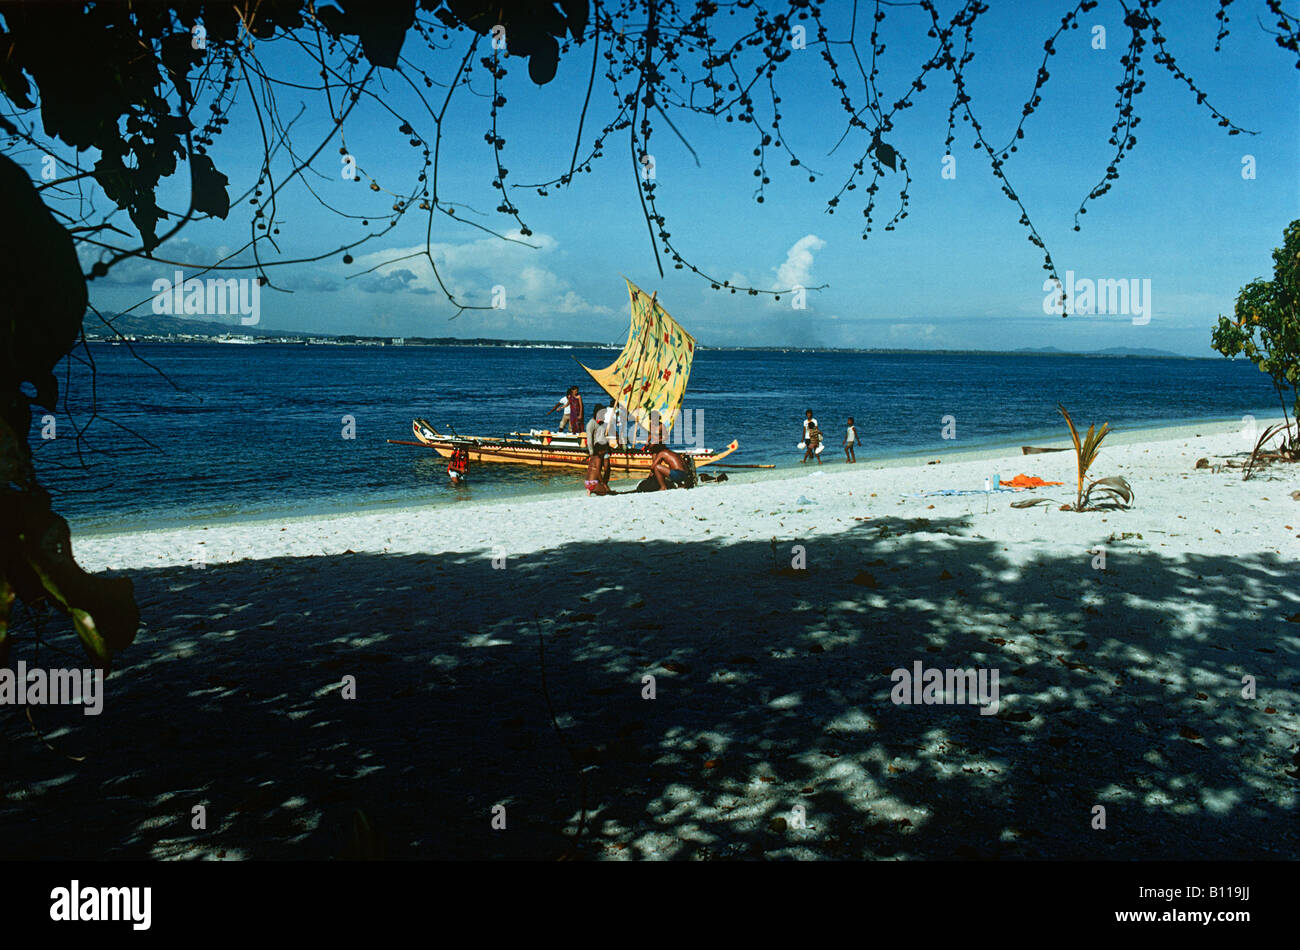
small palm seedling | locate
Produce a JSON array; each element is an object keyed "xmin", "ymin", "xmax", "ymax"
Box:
[
  {"xmin": 1243, "ymin": 422, "xmax": 1299, "ymax": 480},
  {"xmin": 1058, "ymin": 404, "xmax": 1133, "ymax": 511}
]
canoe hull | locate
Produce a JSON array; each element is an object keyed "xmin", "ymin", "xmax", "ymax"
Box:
[{"xmin": 409, "ymin": 419, "xmax": 739, "ymax": 473}]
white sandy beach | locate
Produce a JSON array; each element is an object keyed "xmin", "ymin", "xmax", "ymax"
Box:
[{"xmin": 4, "ymin": 417, "xmax": 1298, "ymax": 859}]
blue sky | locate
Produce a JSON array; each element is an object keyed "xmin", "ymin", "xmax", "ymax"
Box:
[{"xmin": 29, "ymin": 2, "xmax": 1300, "ymax": 354}]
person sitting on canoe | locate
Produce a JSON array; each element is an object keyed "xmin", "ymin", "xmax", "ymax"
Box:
[
  {"xmin": 604, "ymin": 398, "xmax": 623, "ymax": 448},
  {"xmin": 546, "ymin": 387, "xmax": 570, "ymax": 430},
  {"xmin": 547, "ymin": 386, "xmax": 581, "ymax": 433},
  {"xmin": 650, "ymin": 446, "xmax": 689, "ymax": 490},
  {"xmin": 643, "ymin": 410, "xmax": 669, "ymax": 453}
]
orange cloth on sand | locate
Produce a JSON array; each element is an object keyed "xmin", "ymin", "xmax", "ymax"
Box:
[{"xmin": 1000, "ymin": 473, "xmax": 1064, "ymax": 488}]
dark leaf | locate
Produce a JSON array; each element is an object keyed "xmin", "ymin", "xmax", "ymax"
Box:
[
  {"xmin": 874, "ymin": 140, "xmax": 898, "ymax": 171},
  {"xmin": 0, "ymin": 46, "xmax": 35, "ymax": 109},
  {"xmin": 559, "ymin": 0, "xmax": 589, "ymax": 40},
  {"xmin": 527, "ymin": 33, "xmax": 560, "ymax": 85},
  {"xmin": 318, "ymin": 1, "xmax": 416, "ymax": 69},
  {"xmin": 191, "ymin": 154, "xmax": 230, "ymax": 219},
  {"xmin": 160, "ymin": 31, "xmax": 201, "ymax": 104}
]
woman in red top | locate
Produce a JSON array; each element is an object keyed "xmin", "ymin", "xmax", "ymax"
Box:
[{"xmin": 567, "ymin": 387, "xmax": 585, "ymax": 433}]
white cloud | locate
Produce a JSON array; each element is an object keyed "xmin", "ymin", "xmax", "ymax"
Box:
[
  {"xmin": 345, "ymin": 232, "xmax": 613, "ymax": 318},
  {"xmin": 773, "ymin": 234, "xmax": 826, "ymax": 292},
  {"xmin": 78, "ymin": 236, "xmax": 259, "ymax": 288},
  {"xmin": 82, "ymin": 228, "xmax": 618, "ymax": 336}
]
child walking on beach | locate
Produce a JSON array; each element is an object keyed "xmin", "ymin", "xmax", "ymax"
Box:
[
  {"xmin": 844, "ymin": 417, "xmax": 857, "ymax": 463},
  {"xmin": 802, "ymin": 421, "xmax": 823, "ymax": 464}
]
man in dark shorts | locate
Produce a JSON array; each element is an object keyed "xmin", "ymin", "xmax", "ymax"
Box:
[
  {"xmin": 586, "ymin": 407, "xmax": 616, "ymax": 482},
  {"xmin": 650, "ymin": 446, "xmax": 689, "ymax": 491},
  {"xmin": 583, "ymin": 409, "xmax": 614, "ymax": 495}
]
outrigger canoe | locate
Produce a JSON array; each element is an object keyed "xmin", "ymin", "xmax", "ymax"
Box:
[
  {"xmin": 402, "ymin": 418, "xmax": 739, "ymax": 474},
  {"xmin": 390, "ymin": 279, "xmax": 741, "ymax": 474}
]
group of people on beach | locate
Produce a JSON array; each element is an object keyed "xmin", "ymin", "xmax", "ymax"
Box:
[
  {"xmin": 550, "ymin": 387, "xmax": 689, "ymax": 496},
  {"xmin": 800, "ymin": 408, "xmax": 858, "ymax": 464},
  {"xmin": 547, "ymin": 391, "xmax": 863, "ymax": 489}
]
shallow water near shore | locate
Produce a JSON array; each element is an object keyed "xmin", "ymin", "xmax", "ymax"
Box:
[{"xmin": 42, "ymin": 342, "xmax": 1281, "ymax": 533}]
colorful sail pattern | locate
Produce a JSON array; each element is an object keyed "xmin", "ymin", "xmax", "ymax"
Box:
[{"xmin": 579, "ymin": 279, "xmax": 696, "ymax": 433}]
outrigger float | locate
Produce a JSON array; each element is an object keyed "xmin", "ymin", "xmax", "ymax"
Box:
[{"xmin": 388, "ymin": 279, "xmax": 741, "ymax": 475}]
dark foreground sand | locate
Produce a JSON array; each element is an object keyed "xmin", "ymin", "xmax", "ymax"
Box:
[{"xmin": 3, "ymin": 422, "xmax": 1297, "ymax": 859}]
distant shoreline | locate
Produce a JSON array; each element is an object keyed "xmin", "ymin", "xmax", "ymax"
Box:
[{"xmin": 83, "ymin": 337, "xmax": 1215, "ymax": 360}]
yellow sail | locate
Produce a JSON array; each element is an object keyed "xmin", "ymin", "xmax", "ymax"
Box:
[{"xmin": 578, "ymin": 279, "xmax": 696, "ymax": 433}]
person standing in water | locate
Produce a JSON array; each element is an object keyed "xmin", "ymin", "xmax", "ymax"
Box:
[
  {"xmin": 801, "ymin": 408, "xmax": 818, "ymax": 442},
  {"xmin": 799, "ymin": 408, "xmax": 819, "ymax": 460},
  {"xmin": 802, "ymin": 420, "xmax": 823, "ymax": 464},
  {"xmin": 844, "ymin": 416, "xmax": 858, "ymax": 463},
  {"xmin": 448, "ymin": 447, "xmax": 470, "ymax": 483}
]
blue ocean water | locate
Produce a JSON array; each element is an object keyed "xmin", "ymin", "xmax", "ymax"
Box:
[{"xmin": 35, "ymin": 343, "xmax": 1281, "ymax": 533}]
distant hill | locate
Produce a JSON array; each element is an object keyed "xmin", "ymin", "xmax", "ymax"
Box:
[
  {"xmin": 87, "ymin": 311, "xmax": 295, "ymax": 338},
  {"xmin": 85, "ymin": 312, "xmax": 610, "ymax": 347}
]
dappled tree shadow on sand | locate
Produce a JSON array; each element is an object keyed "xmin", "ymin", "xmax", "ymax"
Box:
[{"xmin": 2, "ymin": 515, "xmax": 1297, "ymax": 859}]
